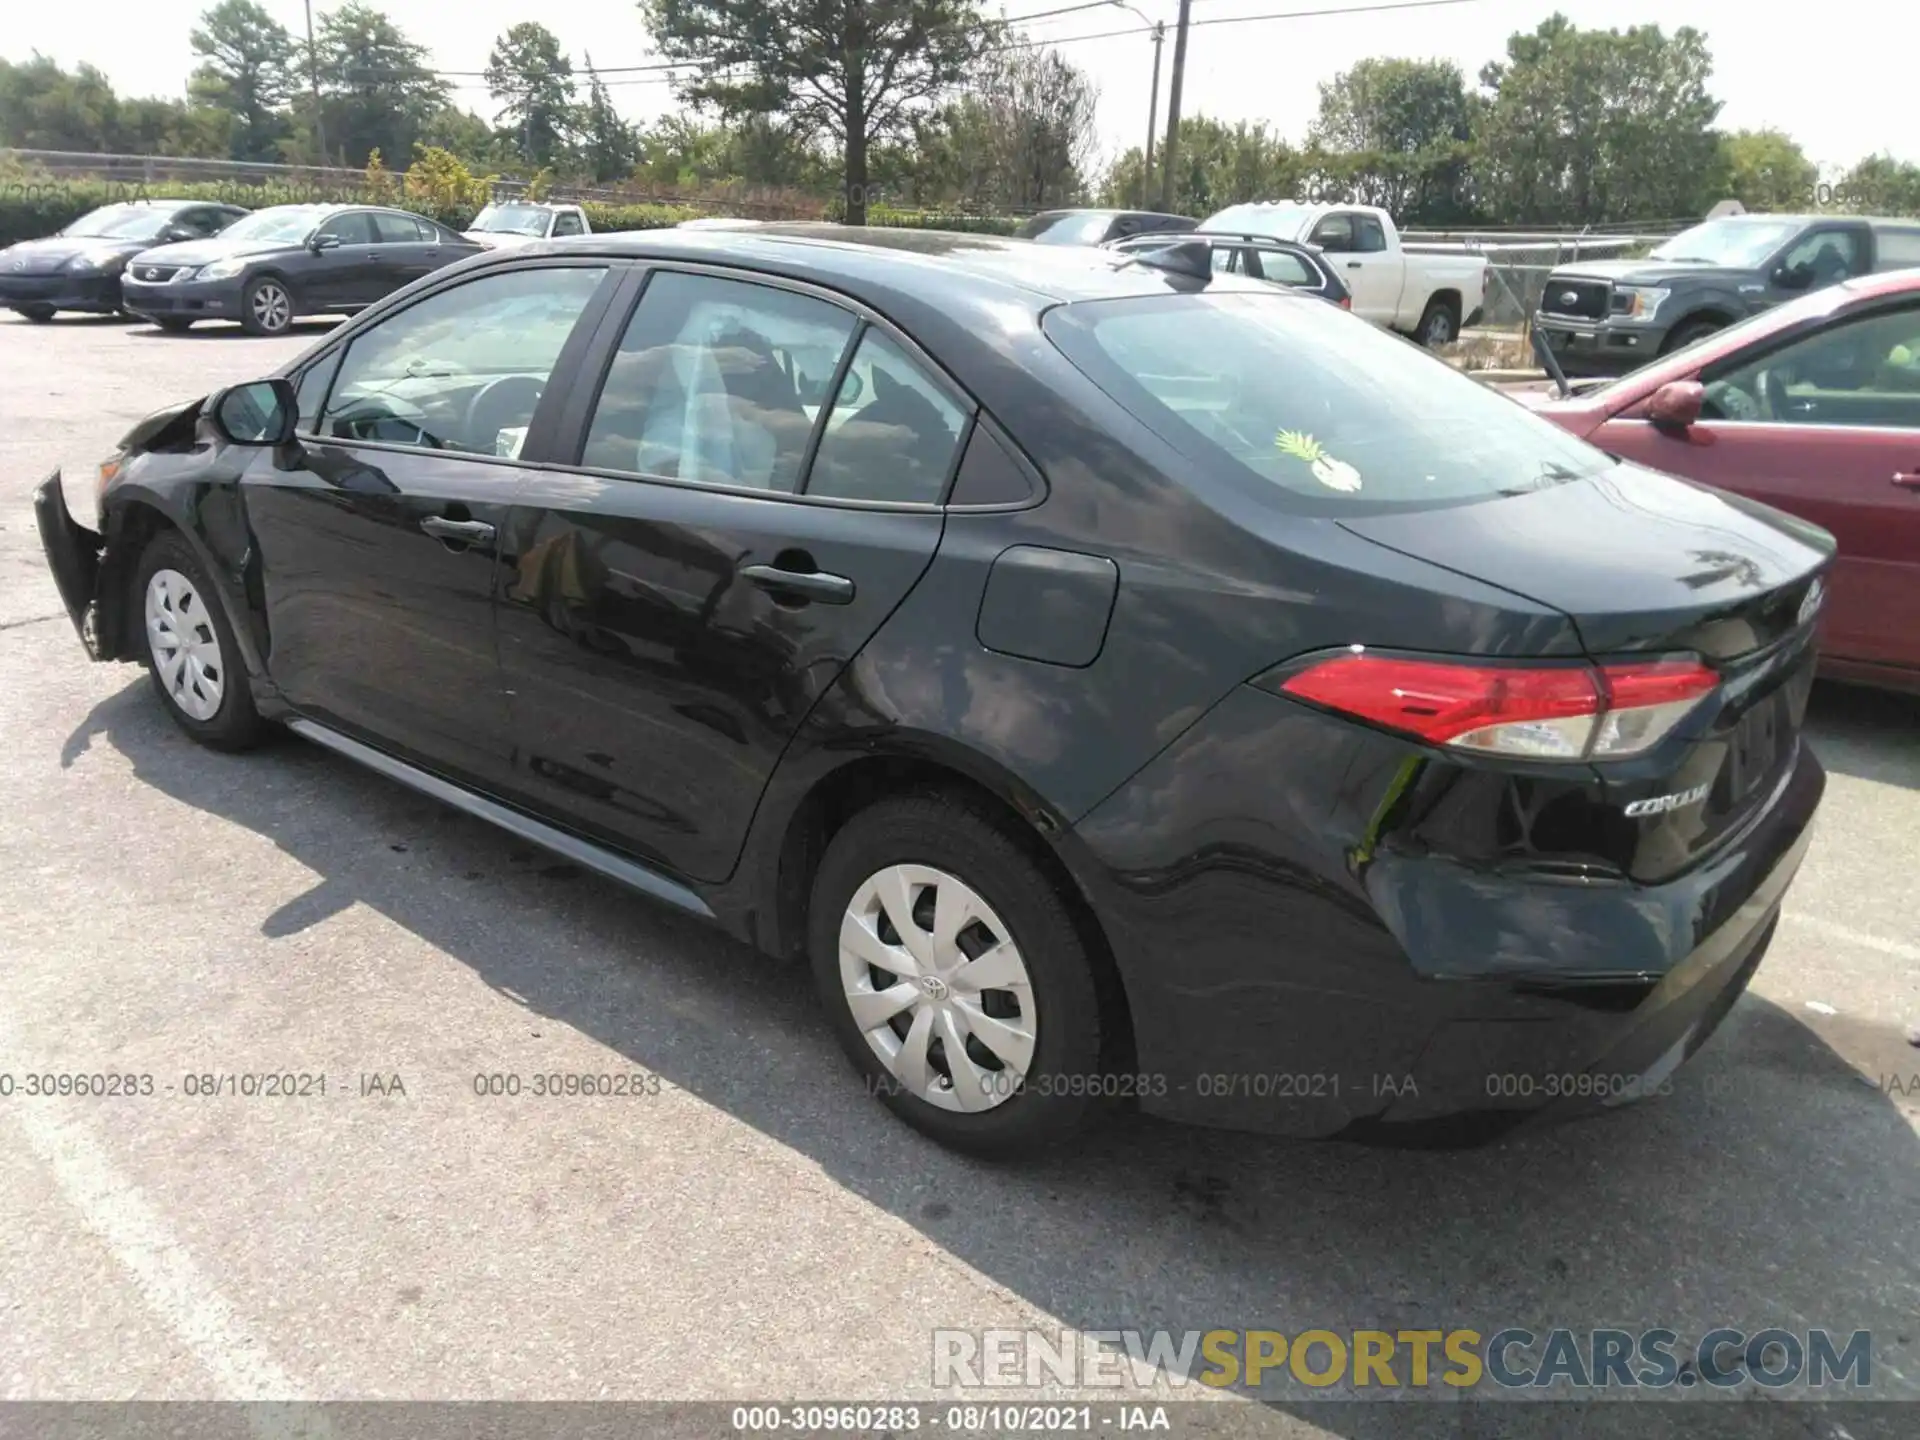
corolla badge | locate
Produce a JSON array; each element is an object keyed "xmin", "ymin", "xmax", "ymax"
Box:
[
  {"xmin": 1797, "ymin": 578, "xmax": 1825, "ymax": 627},
  {"xmin": 1624, "ymin": 783, "xmax": 1711, "ymax": 818}
]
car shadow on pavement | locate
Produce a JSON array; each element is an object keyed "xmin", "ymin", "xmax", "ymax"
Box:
[
  {"xmin": 127, "ymin": 317, "xmax": 344, "ymax": 340},
  {"xmin": 1807, "ymin": 680, "xmax": 1920, "ymax": 791},
  {"xmin": 65, "ymin": 677, "xmax": 1920, "ymax": 1433}
]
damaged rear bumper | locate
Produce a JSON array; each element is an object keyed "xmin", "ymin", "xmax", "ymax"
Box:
[{"xmin": 32, "ymin": 472, "xmax": 105, "ymax": 658}]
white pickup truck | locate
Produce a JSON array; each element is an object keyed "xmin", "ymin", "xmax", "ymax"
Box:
[
  {"xmin": 462, "ymin": 201, "xmax": 592, "ymax": 250},
  {"xmin": 1201, "ymin": 202, "xmax": 1488, "ymax": 346}
]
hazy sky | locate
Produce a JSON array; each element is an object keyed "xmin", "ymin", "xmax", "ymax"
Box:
[{"xmin": 3, "ymin": 0, "xmax": 1907, "ymax": 179}]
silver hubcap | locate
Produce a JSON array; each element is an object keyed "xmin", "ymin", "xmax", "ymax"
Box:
[
  {"xmin": 251, "ymin": 283, "xmax": 290, "ymax": 331},
  {"xmin": 145, "ymin": 568, "xmax": 224, "ymax": 721},
  {"xmin": 839, "ymin": 864, "xmax": 1037, "ymax": 1113}
]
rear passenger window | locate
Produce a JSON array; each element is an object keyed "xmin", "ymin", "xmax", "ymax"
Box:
[
  {"xmin": 1258, "ymin": 250, "xmax": 1316, "ymax": 286},
  {"xmin": 581, "ymin": 271, "xmax": 856, "ymax": 491},
  {"xmin": 320, "ymin": 266, "xmax": 605, "ymax": 453},
  {"xmin": 1876, "ymin": 228, "xmax": 1920, "ymax": 270},
  {"xmin": 806, "ymin": 330, "xmax": 968, "ymax": 504},
  {"xmin": 372, "ymin": 213, "xmax": 425, "ymax": 243}
]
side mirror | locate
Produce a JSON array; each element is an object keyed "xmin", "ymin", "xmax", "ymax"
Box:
[
  {"xmin": 1772, "ymin": 263, "xmax": 1813, "ymax": 292},
  {"xmin": 1647, "ymin": 380, "xmax": 1705, "ymax": 433},
  {"xmin": 159, "ymin": 225, "xmax": 192, "ymax": 244},
  {"xmin": 310, "ymin": 233, "xmax": 341, "ymax": 252},
  {"xmin": 208, "ymin": 379, "xmax": 298, "ymax": 446}
]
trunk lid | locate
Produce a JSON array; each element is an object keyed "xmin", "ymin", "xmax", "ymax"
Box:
[{"xmin": 1341, "ymin": 463, "xmax": 1833, "ymax": 882}]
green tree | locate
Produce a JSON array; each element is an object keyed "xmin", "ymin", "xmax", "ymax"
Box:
[
  {"xmin": 1104, "ymin": 116, "xmax": 1301, "ymax": 219},
  {"xmin": 1473, "ymin": 14, "xmax": 1725, "ymax": 225},
  {"xmin": 418, "ymin": 106, "xmax": 504, "ymax": 170},
  {"xmin": 639, "ymin": 0, "xmax": 998, "ymax": 224},
  {"xmin": 315, "ymin": 3, "xmax": 448, "ymax": 167},
  {"xmin": 0, "ymin": 55, "xmax": 120, "ymax": 151},
  {"xmin": 577, "ymin": 57, "xmax": 639, "ymax": 182},
  {"xmin": 188, "ymin": 0, "xmax": 296, "ymax": 161},
  {"xmin": 485, "ymin": 22, "xmax": 576, "ymax": 168},
  {"xmin": 1841, "ymin": 154, "xmax": 1920, "ymax": 216},
  {"xmin": 909, "ymin": 46, "xmax": 1097, "ymax": 211},
  {"xmin": 1308, "ymin": 58, "xmax": 1477, "ymax": 223},
  {"xmin": 1716, "ymin": 130, "xmax": 1816, "ymax": 212},
  {"xmin": 113, "ymin": 95, "xmax": 234, "ymax": 157}
]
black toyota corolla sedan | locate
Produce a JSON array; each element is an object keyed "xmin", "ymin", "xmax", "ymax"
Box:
[
  {"xmin": 121, "ymin": 202, "xmax": 482, "ymax": 335},
  {"xmin": 34, "ymin": 227, "xmax": 1831, "ymax": 1156},
  {"xmin": 0, "ymin": 199, "xmax": 249, "ymax": 321}
]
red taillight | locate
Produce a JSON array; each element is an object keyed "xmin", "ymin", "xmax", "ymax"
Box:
[
  {"xmin": 1338, "ymin": 295, "xmax": 1352, "ymax": 309},
  {"xmin": 1275, "ymin": 653, "xmax": 1716, "ymax": 760}
]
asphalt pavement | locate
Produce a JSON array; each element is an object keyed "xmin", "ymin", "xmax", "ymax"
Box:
[{"xmin": 0, "ymin": 312, "xmax": 1915, "ymax": 1438}]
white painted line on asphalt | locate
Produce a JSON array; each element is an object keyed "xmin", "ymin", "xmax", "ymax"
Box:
[
  {"xmin": 1784, "ymin": 911, "xmax": 1920, "ymax": 964},
  {"xmin": 1, "ymin": 1026, "xmax": 331, "ymax": 1433}
]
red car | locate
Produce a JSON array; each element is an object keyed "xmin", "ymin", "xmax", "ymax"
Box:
[{"xmin": 1530, "ymin": 269, "xmax": 1920, "ymax": 694}]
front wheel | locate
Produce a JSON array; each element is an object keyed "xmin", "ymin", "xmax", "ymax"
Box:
[
  {"xmin": 240, "ymin": 276, "xmax": 294, "ymax": 336},
  {"xmin": 1662, "ymin": 317, "xmax": 1724, "ymax": 354},
  {"xmin": 134, "ymin": 530, "xmax": 267, "ymax": 750},
  {"xmin": 809, "ymin": 792, "xmax": 1107, "ymax": 1158}
]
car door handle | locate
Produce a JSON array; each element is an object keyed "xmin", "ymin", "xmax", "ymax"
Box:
[
  {"xmin": 420, "ymin": 516, "xmax": 496, "ymax": 543},
  {"xmin": 1346, "ymin": 261, "xmax": 1362, "ymax": 269},
  {"xmin": 1894, "ymin": 472, "xmax": 1920, "ymax": 489},
  {"xmin": 739, "ymin": 563, "xmax": 855, "ymax": 604}
]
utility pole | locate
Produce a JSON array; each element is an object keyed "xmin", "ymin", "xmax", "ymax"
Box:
[
  {"xmin": 302, "ymin": 0, "xmax": 326, "ymax": 165},
  {"xmin": 1143, "ymin": 23, "xmax": 1164, "ymax": 209},
  {"xmin": 1157, "ymin": 0, "xmax": 1191, "ymax": 214}
]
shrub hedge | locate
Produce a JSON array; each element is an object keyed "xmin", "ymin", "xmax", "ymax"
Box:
[{"xmin": 0, "ymin": 178, "xmax": 1027, "ymax": 248}]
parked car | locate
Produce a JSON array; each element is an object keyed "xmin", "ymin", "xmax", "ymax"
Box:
[
  {"xmin": 0, "ymin": 200, "xmax": 249, "ymax": 322},
  {"xmin": 1528, "ymin": 268, "xmax": 1920, "ymax": 694},
  {"xmin": 1015, "ymin": 208, "xmax": 1197, "ymax": 246},
  {"xmin": 1106, "ymin": 230, "xmax": 1352, "ymax": 308},
  {"xmin": 121, "ymin": 204, "xmax": 484, "ymax": 335},
  {"xmin": 1534, "ymin": 213, "xmax": 1920, "ymax": 377},
  {"xmin": 35, "ymin": 226, "xmax": 1828, "ymax": 1156},
  {"xmin": 1201, "ymin": 201, "xmax": 1486, "ymax": 346},
  {"xmin": 463, "ymin": 201, "xmax": 592, "ymax": 249}
]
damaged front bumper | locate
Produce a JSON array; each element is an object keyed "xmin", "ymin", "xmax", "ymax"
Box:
[{"xmin": 32, "ymin": 472, "xmax": 105, "ymax": 658}]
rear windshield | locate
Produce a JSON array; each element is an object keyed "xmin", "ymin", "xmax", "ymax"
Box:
[
  {"xmin": 1018, "ymin": 213, "xmax": 1112, "ymax": 245},
  {"xmin": 1044, "ymin": 291, "xmax": 1612, "ymax": 512}
]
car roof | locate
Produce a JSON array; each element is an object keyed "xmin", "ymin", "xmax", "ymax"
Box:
[
  {"xmin": 1691, "ymin": 213, "xmax": 1920, "ymax": 229},
  {"xmin": 510, "ymin": 224, "xmax": 1280, "ymax": 310}
]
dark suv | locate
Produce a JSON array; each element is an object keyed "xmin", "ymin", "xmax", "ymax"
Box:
[{"xmin": 1535, "ymin": 214, "xmax": 1920, "ymax": 376}]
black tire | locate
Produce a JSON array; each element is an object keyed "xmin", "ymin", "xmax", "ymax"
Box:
[
  {"xmin": 809, "ymin": 790, "xmax": 1107, "ymax": 1158},
  {"xmin": 153, "ymin": 317, "xmax": 196, "ymax": 333},
  {"xmin": 1414, "ymin": 296, "xmax": 1460, "ymax": 347},
  {"xmin": 1663, "ymin": 317, "xmax": 1724, "ymax": 354},
  {"xmin": 132, "ymin": 530, "xmax": 268, "ymax": 751},
  {"xmin": 239, "ymin": 274, "xmax": 294, "ymax": 336},
  {"xmin": 14, "ymin": 304, "xmax": 56, "ymax": 323}
]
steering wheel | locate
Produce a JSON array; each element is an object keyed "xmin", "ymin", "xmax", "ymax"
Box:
[{"xmin": 462, "ymin": 375, "xmax": 546, "ymax": 455}]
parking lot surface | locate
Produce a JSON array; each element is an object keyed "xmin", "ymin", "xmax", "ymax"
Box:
[{"xmin": 1, "ymin": 314, "xmax": 1916, "ymax": 1436}]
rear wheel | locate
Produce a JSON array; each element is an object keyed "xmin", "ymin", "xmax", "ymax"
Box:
[
  {"xmin": 240, "ymin": 276, "xmax": 294, "ymax": 336},
  {"xmin": 809, "ymin": 791, "xmax": 1106, "ymax": 1158},
  {"xmin": 134, "ymin": 530, "xmax": 267, "ymax": 750},
  {"xmin": 14, "ymin": 304, "xmax": 56, "ymax": 323},
  {"xmin": 1414, "ymin": 296, "xmax": 1460, "ymax": 347}
]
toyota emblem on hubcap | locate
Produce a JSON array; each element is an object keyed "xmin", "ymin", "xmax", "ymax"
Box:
[{"xmin": 919, "ymin": 975, "xmax": 951, "ymax": 1001}]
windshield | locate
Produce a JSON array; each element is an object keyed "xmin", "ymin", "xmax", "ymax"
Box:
[
  {"xmin": 1647, "ymin": 218, "xmax": 1802, "ymax": 268},
  {"xmin": 471, "ymin": 204, "xmax": 551, "ymax": 237},
  {"xmin": 1046, "ymin": 291, "xmax": 1612, "ymax": 512},
  {"xmin": 61, "ymin": 205, "xmax": 174, "ymax": 241},
  {"xmin": 1202, "ymin": 203, "xmax": 1312, "ymax": 240},
  {"xmin": 218, "ymin": 208, "xmax": 319, "ymax": 243}
]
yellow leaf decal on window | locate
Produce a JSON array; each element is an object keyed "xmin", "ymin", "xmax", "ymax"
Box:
[{"xmin": 1275, "ymin": 428, "xmax": 1362, "ymax": 492}]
